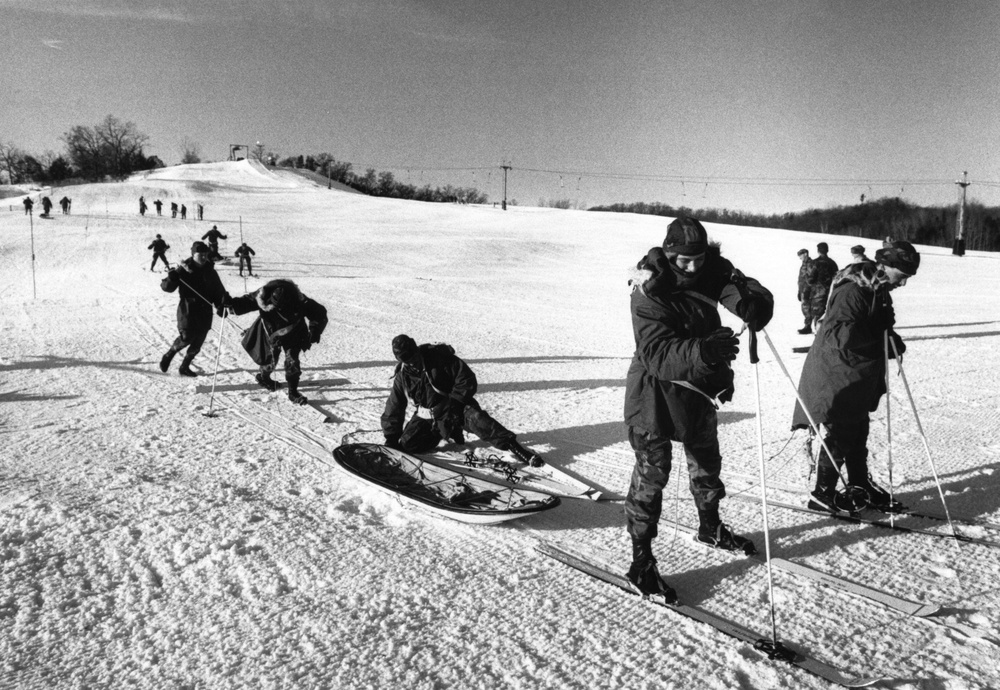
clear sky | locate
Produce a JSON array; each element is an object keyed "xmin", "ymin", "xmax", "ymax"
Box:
[{"xmin": 3, "ymin": 0, "xmax": 999, "ymax": 213}]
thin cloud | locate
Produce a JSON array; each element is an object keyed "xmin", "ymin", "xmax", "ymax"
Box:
[{"xmin": 42, "ymin": 39, "xmax": 64, "ymax": 49}]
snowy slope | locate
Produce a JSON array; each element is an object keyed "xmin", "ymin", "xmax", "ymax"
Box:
[{"xmin": 2, "ymin": 162, "xmax": 999, "ymax": 689}]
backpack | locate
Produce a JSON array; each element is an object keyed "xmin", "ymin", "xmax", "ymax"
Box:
[
  {"xmin": 398, "ymin": 414, "xmax": 442, "ymax": 454},
  {"xmin": 241, "ymin": 316, "xmax": 274, "ymax": 366}
]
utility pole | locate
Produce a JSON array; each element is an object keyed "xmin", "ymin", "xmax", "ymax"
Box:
[
  {"xmin": 953, "ymin": 171, "xmax": 970, "ymax": 256},
  {"xmin": 501, "ymin": 162, "xmax": 512, "ymax": 210}
]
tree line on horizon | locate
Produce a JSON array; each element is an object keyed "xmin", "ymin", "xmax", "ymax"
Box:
[{"xmin": 589, "ymin": 197, "xmax": 1000, "ymax": 252}]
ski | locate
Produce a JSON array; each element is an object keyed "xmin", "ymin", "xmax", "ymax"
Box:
[
  {"xmin": 740, "ymin": 496, "xmax": 1000, "ymax": 549},
  {"xmin": 658, "ymin": 518, "xmax": 940, "ymax": 616},
  {"xmin": 535, "ymin": 541, "xmax": 882, "ymax": 688}
]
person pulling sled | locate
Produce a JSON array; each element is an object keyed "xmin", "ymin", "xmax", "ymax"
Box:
[
  {"xmin": 381, "ymin": 334, "xmax": 544, "ymax": 467},
  {"xmin": 228, "ymin": 279, "xmax": 327, "ymax": 405},
  {"xmin": 623, "ymin": 216, "xmax": 773, "ymax": 600}
]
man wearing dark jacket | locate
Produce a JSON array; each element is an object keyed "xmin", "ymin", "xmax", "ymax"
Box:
[
  {"xmin": 796, "ymin": 248, "xmax": 815, "ymax": 334},
  {"xmin": 159, "ymin": 241, "xmax": 229, "ymax": 377},
  {"xmin": 792, "ymin": 240, "xmax": 919, "ymax": 515},
  {"xmin": 148, "ymin": 234, "xmax": 170, "ymax": 271},
  {"xmin": 234, "ymin": 243, "xmax": 256, "ymax": 276},
  {"xmin": 381, "ymin": 335, "xmax": 544, "ymax": 466},
  {"xmin": 202, "ymin": 226, "xmax": 228, "ymax": 261},
  {"xmin": 229, "ymin": 279, "xmax": 327, "ymax": 405},
  {"xmin": 623, "ymin": 216, "xmax": 774, "ymax": 599},
  {"xmin": 807, "ymin": 242, "xmax": 839, "ymax": 329}
]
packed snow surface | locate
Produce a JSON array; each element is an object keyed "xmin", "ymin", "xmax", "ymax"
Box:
[{"xmin": 2, "ymin": 160, "xmax": 1000, "ymax": 689}]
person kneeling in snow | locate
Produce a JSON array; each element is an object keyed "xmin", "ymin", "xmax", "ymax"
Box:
[
  {"xmin": 624, "ymin": 216, "xmax": 773, "ymax": 599},
  {"xmin": 159, "ymin": 241, "xmax": 230, "ymax": 377},
  {"xmin": 381, "ymin": 334, "xmax": 544, "ymax": 467},
  {"xmin": 228, "ymin": 279, "xmax": 328, "ymax": 405},
  {"xmin": 792, "ymin": 240, "xmax": 919, "ymax": 515}
]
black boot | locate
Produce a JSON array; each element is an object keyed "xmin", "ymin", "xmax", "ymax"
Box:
[
  {"xmin": 255, "ymin": 371, "xmax": 279, "ymax": 392},
  {"xmin": 159, "ymin": 348, "xmax": 177, "ymax": 373},
  {"xmin": 287, "ymin": 375, "xmax": 307, "ymax": 405},
  {"xmin": 177, "ymin": 353, "xmax": 198, "ymax": 377},
  {"xmin": 797, "ymin": 325, "xmax": 812, "ymax": 335},
  {"xmin": 696, "ymin": 506, "xmax": 757, "ymax": 556},
  {"xmin": 506, "ymin": 439, "xmax": 544, "ymax": 467},
  {"xmin": 626, "ymin": 538, "xmax": 677, "ymax": 602},
  {"xmin": 852, "ymin": 474, "xmax": 907, "ymax": 514},
  {"xmin": 808, "ymin": 457, "xmax": 842, "ymax": 513}
]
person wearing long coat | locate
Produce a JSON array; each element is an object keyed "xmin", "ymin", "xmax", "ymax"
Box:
[
  {"xmin": 796, "ymin": 248, "xmax": 815, "ymax": 334},
  {"xmin": 792, "ymin": 240, "xmax": 920, "ymax": 514},
  {"xmin": 623, "ymin": 216, "xmax": 773, "ymax": 598},
  {"xmin": 229, "ymin": 279, "xmax": 327, "ymax": 405},
  {"xmin": 148, "ymin": 234, "xmax": 170, "ymax": 271},
  {"xmin": 159, "ymin": 241, "xmax": 229, "ymax": 376}
]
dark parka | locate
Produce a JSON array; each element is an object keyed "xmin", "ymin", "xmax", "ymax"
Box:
[
  {"xmin": 792, "ymin": 262, "xmax": 903, "ymax": 429},
  {"xmin": 381, "ymin": 344, "xmax": 477, "ymax": 438},
  {"xmin": 160, "ymin": 258, "xmax": 228, "ymax": 332},
  {"xmin": 148, "ymin": 238, "xmax": 169, "ymax": 254},
  {"xmin": 229, "ymin": 280, "xmax": 328, "ymax": 350},
  {"xmin": 624, "ymin": 246, "xmax": 773, "ymax": 442}
]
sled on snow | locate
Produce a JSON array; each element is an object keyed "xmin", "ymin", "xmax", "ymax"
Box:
[{"xmin": 332, "ymin": 443, "xmax": 560, "ymax": 524}]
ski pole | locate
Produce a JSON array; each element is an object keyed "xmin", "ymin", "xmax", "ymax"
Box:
[
  {"xmin": 204, "ymin": 310, "xmax": 228, "ymax": 418},
  {"xmin": 29, "ymin": 210, "xmax": 37, "ymax": 299},
  {"xmin": 884, "ymin": 331, "xmax": 895, "ymax": 527},
  {"xmin": 760, "ymin": 329, "xmax": 849, "ymax": 489},
  {"xmin": 748, "ymin": 328, "xmax": 783, "ymax": 649},
  {"xmin": 888, "ymin": 337, "xmax": 959, "ymax": 539}
]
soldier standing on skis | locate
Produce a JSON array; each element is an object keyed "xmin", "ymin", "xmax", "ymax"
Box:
[
  {"xmin": 23, "ymin": 197, "xmax": 33, "ymax": 215},
  {"xmin": 139, "ymin": 196, "xmax": 147, "ymax": 216},
  {"xmin": 381, "ymin": 335, "xmax": 545, "ymax": 466},
  {"xmin": 229, "ymin": 279, "xmax": 328, "ymax": 405},
  {"xmin": 154, "ymin": 199, "xmax": 163, "ymax": 216},
  {"xmin": 159, "ymin": 241, "xmax": 230, "ymax": 377},
  {"xmin": 806, "ymin": 242, "xmax": 838, "ymax": 331},
  {"xmin": 623, "ymin": 216, "xmax": 773, "ymax": 599},
  {"xmin": 235, "ymin": 242, "xmax": 256, "ymax": 276},
  {"xmin": 202, "ymin": 225, "xmax": 228, "ymax": 261},
  {"xmin": 792, "ymin": 240, "xmax": 920, "ymax": 515},
  {"xmin": 148, "ymin": 234, "xmax": 170, "ymax": 271}
]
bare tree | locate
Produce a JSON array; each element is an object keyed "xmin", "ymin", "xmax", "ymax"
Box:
[
  {"xmin": 180, "ymin": 138, "xmax": 201, "ymax": 164},
  {"xmin": 0, "ymin": 141, "xmax": 25, "ymax": 184},
  {"xmin": 63, "ymin": 115, "xmax": 150, "ymax": 180}
]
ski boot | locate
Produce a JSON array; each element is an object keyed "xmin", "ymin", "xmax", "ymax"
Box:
[
  {"xmin": 808, "ymin": 460, "xmax": 843, "ymax": 514},
  {"xmin": 807, "ymin": 490, "xmax": 841, "ymax": 514},
  {"xmin": 507, "ymin": 440, "xmax": 544, "ymax": 467},
  {"xmin": 177, "ymin": 354, "xmax": 198, "ymax": 377},
  {"xmin": 255, "ymin": 371, "xmax": 279, "ymax": 392},
  {"xmin": 626, "ymin": 538, "xmax": 677, "ymax": 602},
  {"xmin": 696, "ymin": 507, "xmax": 757, "ymax": 556},
  {"xmin": 854, "ymin": 475, "xmax": 907, "ymax": 514},
  {"xmin": 159, "ymin": 348, "xmax": 177, "ymax": 373},
  {"xmin": 797, "ymin": 325, "xmax": 812, "ymax": 335},
  {"xmin": 287, "ymin": 375, "xmax": 307, "ymax": 406}
]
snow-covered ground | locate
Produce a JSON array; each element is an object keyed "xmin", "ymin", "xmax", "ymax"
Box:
[{"xmin": 2, "ymin": 160, "xmax": 999, "ymax": 689}]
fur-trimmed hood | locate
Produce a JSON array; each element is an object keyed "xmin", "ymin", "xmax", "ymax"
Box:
[
  {"xmin": 628, "ymin": 244, "xmax": 725, "ymax": 296},
  {"xmin": 256, "ymin": 279, "xmax": 302, "ymax": 312}
]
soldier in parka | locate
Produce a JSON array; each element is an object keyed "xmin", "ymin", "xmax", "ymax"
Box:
[
  {"xmin": 806, "ymin": 242, "xmax": 839, "ymax": 330},
  {"xmin": 792, "ymin": 240, "xmax": 920, "ymax": 515},
  {"xmin": 159, "ymin": 242, "xmax": 230, "ymax": 377},
  {"xmin": 381, "ymin": 335, "xmax": 544, "ymax": 466},
  {"xmin": 148, "ymin": 234, "xmax": 170, "ymax": 271},
  {"xmin": 623, "ymin": 216, "xmax": 774, "ymax": 599},
  {"xmin": 228, "ymin": 279, "xmax": 328, "ymax": 405},
  {"xmin": 796, "ymin": 248, "xmax": 814, "ymax": 334}
]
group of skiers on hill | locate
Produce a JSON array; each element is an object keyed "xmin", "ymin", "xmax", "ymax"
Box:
[
  {"xmin": 148, "ymin": 227, "xmax": 255, "ymax": 275},
  {"xmin": 156, "ymin": 213, "xmax": 922, "ymax": 602},
  {"xmin": 139, "ymin": 196, "xmax": 204, "ymax": 220},
  {"xmin": 22, "ymin": 196, "xmax": 71, "ymax": 216}
]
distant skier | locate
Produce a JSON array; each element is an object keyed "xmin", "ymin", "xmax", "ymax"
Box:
[
  {"xmin": 381, "ymin": 335, "xmax": 545, "ymax": 466},
  {"xmin": 796, "ymin": 248, "xmax": 815, "ymax": 334},
  {"xmin": 792, "ymin": 240, "xmax": 920, "ymax": 515},
  {"xmin": 23, "ymin": 197, "xmax": 33, "ymax": 215},
  {"xmin": 159, "ymin": 241, "xmax": 230, "ymax": 377},
  {"xmin": 202, "ymin": 225, "xmax": 228, "ymax": 261},
  {"xmin": 154, "ymin": 199, "xmax": 163, "ymax": 216},
  {"xmin": 170, "ymin": 202, "xmax": 178, "ymax": 218},
  {"xmin": 622, "ymin": 216, "xmax": 773, "ymax": 599},
  {"xmin": 139, "ymin": 196, "xmax": 147, "ymax": 216},
  {"xmin": 59, "ymin": 196, "xmax": 71, "ymax": 214},
  {"xmin": 148, "ymin": 234, "xmax": 170, "ymax": 271},
  {"xmin": 180, "ymin": 204, "xmax": 187, "ymax": 220},
  {"xmin": 229, "ymin": 279, "xmax": 328, "ymax": 405},
  {"xmin": 806, "ymin": 242, "xmax": 838, "ymax": 331},
  {"xmin": 850, "ymin": 244, "xmax": 869, "ymax": 263},
  {"xmin": 197, "ymin": 203, "xmax": 204, "ymax": 220},
  {"xmin": 41, "ymin": 196, "xmax": 52, "ymax": 216},
  {"xmin": 234, "ymin": 242, "xmax": 256, "ymax": 276}
]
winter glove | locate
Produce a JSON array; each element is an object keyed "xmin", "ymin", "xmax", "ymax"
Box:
[
  {"xmin": 309, "ymin": 327, "xmax": 321, "ymax": 345},
  {"xmin": 699, "ymin": 327, "xmax": 740, "ymax": 366},
  {"xmin": 887, "ymin": 331, "xmax": 905, "ymax": 360},
  {"xmin": 384, "ymin": 435, "xmax": 401, "ymax": 450},
  {"xmin": 737, "ymin": 295, "xmax": 774, "ymax": 332}
]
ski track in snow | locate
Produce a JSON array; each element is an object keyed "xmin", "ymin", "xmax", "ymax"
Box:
[{"xmin": 3, "ymin": 160, "xmax": 1000, "ymax": 688}]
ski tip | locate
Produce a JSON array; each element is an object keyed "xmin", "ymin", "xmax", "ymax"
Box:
[{"xmin": 911, "ymin": 604, "xmax": 942, "ymax": 618}]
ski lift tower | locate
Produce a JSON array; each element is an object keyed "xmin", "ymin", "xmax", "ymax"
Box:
[
  {"xmin": 229, "ymin": 144, "xmax": 248, "ymax": 161},
  {"xmin": 953, "ymin": 171, "xmax": 970, "ymax": 256},
  {"xmin": 500, "ymin": 162, "xmax": 512, "ymax": 211}
]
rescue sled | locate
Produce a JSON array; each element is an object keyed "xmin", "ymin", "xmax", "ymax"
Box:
[{"xmin": 332, "ymin": 443, "xmax": 560, "ymax": 524}]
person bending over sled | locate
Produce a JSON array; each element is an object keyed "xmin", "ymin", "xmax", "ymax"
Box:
[
  {"xmin": 228, "ymin": 279, "xmax": 327, "ymax": 405},
  {"xmin": 381, "ymin": 334, "xmax": 544, "ymax": 467},
  {"xmin": 623, "ymin": 216, "xmax": 773, "ymax": 600},
  {"xmin": 792, "ymin": 240, "xmax": 920, "ymax": 515}
]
